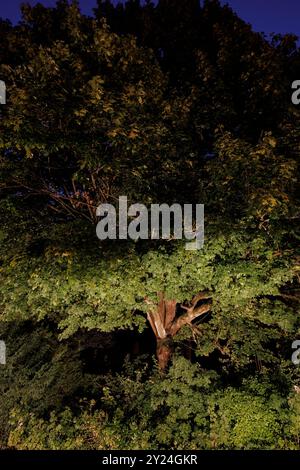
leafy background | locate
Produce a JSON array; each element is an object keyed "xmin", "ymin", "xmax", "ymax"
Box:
[{"xmin": 0, "ymin": 0, "xmax": 299, "ymax": 449}]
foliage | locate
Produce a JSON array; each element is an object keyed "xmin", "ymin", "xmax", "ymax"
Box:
[
  {"xmin": 0, "ymin": 0, "xmax": 299, "ymax": 450},
  {"xmin": 6, "ymin": 358, "xmax": 300, "ymax": 450}
]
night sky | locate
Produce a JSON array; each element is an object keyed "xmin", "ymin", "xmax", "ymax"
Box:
[{"xmin": 0, "ymin": 0, "xmax": 300, "ymax": 38}]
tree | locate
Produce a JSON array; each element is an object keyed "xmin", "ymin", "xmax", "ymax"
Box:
[{"xmin": 0, "ymin": 0, "xmax": 299, "ymax": 450}]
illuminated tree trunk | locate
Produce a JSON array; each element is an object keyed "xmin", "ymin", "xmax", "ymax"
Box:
[
  {"xmin": 146, "ymin": 292, "xmax": 212, "ymax": 371},
  {"xmin": 156, "ymin": 337, "xmax": 174, "ymax": 372}
]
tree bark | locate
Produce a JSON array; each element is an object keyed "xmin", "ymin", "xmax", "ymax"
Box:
[
  {"xmin": 145, "ymin": 291, "xmax": 212, "ymax": 372},
  {"xmin": 156, "ymin": 337, "xmax": 174, "ymax": 372}
]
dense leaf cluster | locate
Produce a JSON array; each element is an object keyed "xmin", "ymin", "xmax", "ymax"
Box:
[{"xmin": 0, "ymin": 0, "xmax": 299, "ymax": 449}]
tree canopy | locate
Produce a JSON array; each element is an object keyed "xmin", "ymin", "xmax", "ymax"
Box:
[{"xmin": 0, "ymin": 0, "xmax": 299, "ymax": 450}]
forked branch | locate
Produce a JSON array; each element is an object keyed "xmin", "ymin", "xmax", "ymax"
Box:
[{"xmin": 145, "ymin": 291, "xmax": 212, "ymax": 370}]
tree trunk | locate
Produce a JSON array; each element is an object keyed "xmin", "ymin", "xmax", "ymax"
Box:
[
  {"xmin": 156, "ymin": 337, "xmax": 174, "ymax": 372},
  {"xmin": 145, "ymin": 291, "xmax": 212, "ymax": 372}
]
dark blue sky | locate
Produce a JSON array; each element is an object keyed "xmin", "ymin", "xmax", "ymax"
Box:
[{"xmin": 0, "ymin": 0, "xmax": 300, "ymax": 38}]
